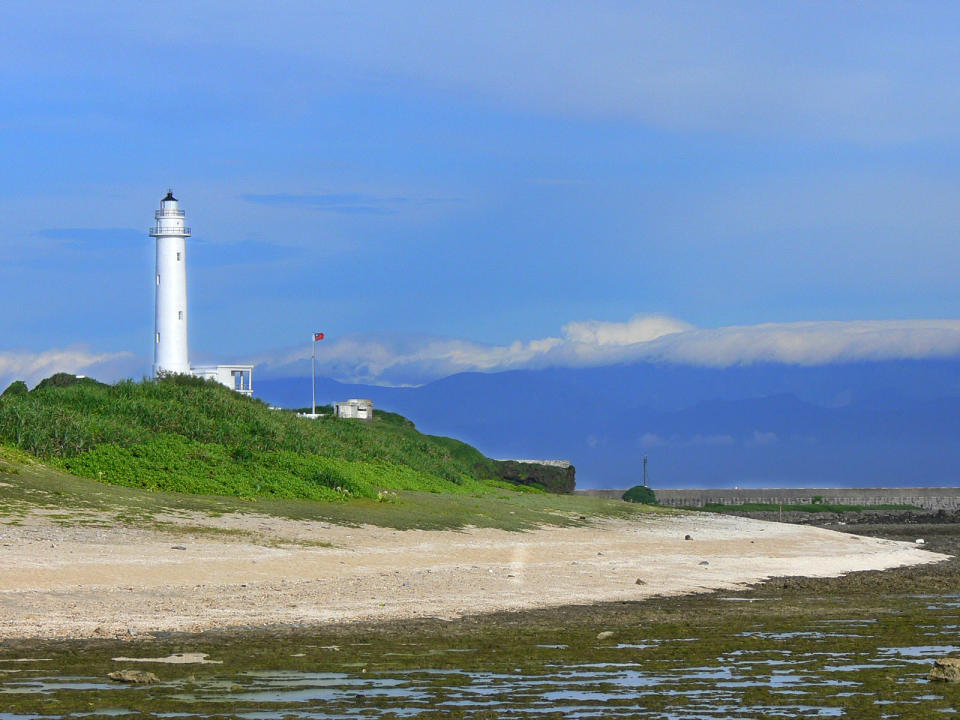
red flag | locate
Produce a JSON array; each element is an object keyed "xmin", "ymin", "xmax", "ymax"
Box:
[{"xmin": 314, "ymin": 332, "xmax": 325, "ymax": 341}]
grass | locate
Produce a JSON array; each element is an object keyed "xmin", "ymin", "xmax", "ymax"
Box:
[
  {"xmin": 692, "ymin": 502, "xmax": 921, "ymax": 513},
  {"xmin": 0, "ymin": 374, "xmax": 666, "ymax": 530},
  {"xmin": 0, "ymin": 441, "xmax": 666, "ymax": 531},
  {"xmin": 0, "ymin": 374, "xmax": 528, "ymax": 504}
]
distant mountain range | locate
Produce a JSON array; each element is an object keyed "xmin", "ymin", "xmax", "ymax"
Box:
[{"xmin": 255, "ymin": 360, "xmax": 960, "ymax": 489}]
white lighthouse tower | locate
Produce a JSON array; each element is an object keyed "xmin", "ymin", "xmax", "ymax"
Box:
[
  {"xmin": 147, "ymin": 190, "xmax": 254, "ymax": 394},
  {"xmin": 150, "ymin": 190, "xmax": 191, "ymax": 376}
]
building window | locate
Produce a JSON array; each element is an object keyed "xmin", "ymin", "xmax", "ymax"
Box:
[
  {"xmin": 178, "ymin": 311, "xmax": 183, "ymax": 320},
  {"xmin": 176, "ymin": 252, "xmax": 181, "ymax": 261},
  {"xmin": 156, "ymin": 274, "xmax": 160, "ymax": 285},
  {"xmin": 155, "ymin": 332, "xmax": 160, "ymax": 344}
]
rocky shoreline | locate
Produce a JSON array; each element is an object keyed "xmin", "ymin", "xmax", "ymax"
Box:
[{"xmin": 709, "ymin": 507, "xmax": 960, "ymax": 527}]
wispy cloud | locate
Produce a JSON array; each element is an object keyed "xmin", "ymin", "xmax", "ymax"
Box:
[
  {"xmin": 256, "ymin": 315, "xmax": 960, "ymax": 386},
  {"xmin": 9, "ymin": 4, "xmax": 960, "ymax": 144},
  {"xmin": 640, "ymin": 431, "xmax": 774, "ymax": 449},
  {"xmin": 34, "ymin": 228, "xmax": 142, "ymax": 245},
  {"xmin": 241, "ymin": 193, "xmax": 460, "ymax": 215},
  {"xmin": 189, "ymin": 239, "xmax": 306, "ymax": 267},
  {"xmin": 156, "ymin": 3, "xmax": 960, "ymax": 144},
  {"xmin": 526, "ymin": 178, "xmax": 586, "ymax": 186},
  {"xmin": 0, "ymin": 347, "xmax": 138, "ymax": 389}
]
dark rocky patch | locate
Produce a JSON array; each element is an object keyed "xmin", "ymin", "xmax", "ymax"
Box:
[
  {"xmin": 493, "ymin": 460, "xmax": 575, "ymax": 494},
  {"xmin": 108, "ymin": 669, "xmax": 160, "ymax": 684}
]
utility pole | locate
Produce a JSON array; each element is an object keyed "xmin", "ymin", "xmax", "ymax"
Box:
[
  {"xmin": 642, "ymin": 455, "xmax": 648, "ymax": 487},
  {"xmin": 311, "ymin": 331, "xmax": 325, "ymax": 416}
]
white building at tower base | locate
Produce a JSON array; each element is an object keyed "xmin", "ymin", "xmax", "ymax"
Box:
[{"xmin": 191, "ymin": 364, "xmax": 253, "ymax": 396}]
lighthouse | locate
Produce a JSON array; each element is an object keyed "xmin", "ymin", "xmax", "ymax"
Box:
[
  {"xmin": 147, "ymin": 191, "xmax": 254, "ymax": 394},
  {"xmin": 150, "ymin": 190, "xmax": 191, "ymax": 376}
]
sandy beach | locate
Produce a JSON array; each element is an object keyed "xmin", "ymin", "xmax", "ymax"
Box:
[{"xmin": 0, "ymin": 509, "xmax": 945, "ymax": 640}]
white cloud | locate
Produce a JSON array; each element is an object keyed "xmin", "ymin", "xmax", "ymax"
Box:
[
  {"xmin": 561, "ymin": 315, "xmax": 694, "ymax": 347},
  {"xmin": 256, "ymin": 315, "xmax": 687, "ymax": 385},
  {"xmin": 0, "ymin": 348, "xmax": 136, "ymax": 390},
  {"xmin": 642, "ymin": 320, "xmax": 960, "ymax": 367},
  {"xmin": 7, "ymin": 315, "xmax": 959, "ymax": 391},
  {"xmin": 638, "ymin": 433, "xmax": 666, "ymax": 449},
  {"xmin": 688, "ymin": 434, "xmax": 735, "ymax": 447},
  {"xmin": 749, "ymin": 431, "xmax": 780, "ymax": 447},
  {"xmin": 257, "ymin": 315, "xmax": 960, "ymax": 386}
]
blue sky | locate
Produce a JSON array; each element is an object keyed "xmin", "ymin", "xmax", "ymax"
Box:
[{"xmin": 3, "ymin": 1, "xmax": 960, "ymax": 386}]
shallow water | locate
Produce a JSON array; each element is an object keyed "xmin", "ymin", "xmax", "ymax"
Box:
[{"xmin": 2, "ymin": 590, "xmax": 960, "ymax": 720}]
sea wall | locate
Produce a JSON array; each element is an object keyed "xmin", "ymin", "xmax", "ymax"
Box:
[{"xmin": 576, "ymin": 487, "xmax": 960, "ymax": 511}]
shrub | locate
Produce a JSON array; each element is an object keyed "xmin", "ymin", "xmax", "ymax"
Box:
[
  {"xmin": 622, "ymin": 485, "xmax": 657, "ymax": 505},
  {"xmin": 32, "ymin": 373, "xmax": 105, "ymax": 391},
  {"xmin": 0, "ymin": 381, "xmax": 28, "ymax": 399}
]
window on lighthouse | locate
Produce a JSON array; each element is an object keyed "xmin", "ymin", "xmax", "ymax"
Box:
[
  {"xmin": 178, "ymin": 311, "xmax": 183, "ymax": 320},
  {"xmin": 156, "ymin": 274, "xmax": 160, "ymax": 285},
  {"xmin": 155, "ymin": 332, "xmax": 160, "ymax": 344},
  {"xmin": 176, "ymin": 252, "xmax": 181, "ymax": 261}
]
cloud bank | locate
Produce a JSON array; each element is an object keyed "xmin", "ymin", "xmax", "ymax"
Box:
[
  {"xmin": 8, "ymin": 317, "xmax": 960, "ymax": 391},
  {"xmin": 258, "ymin": 315, "xmax": 960, "ymax": 386}
]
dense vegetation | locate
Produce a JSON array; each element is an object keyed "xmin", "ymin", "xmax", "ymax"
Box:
[
  {"xmin": 0, "ymin": 374, "xmax": 523, "ymax": 502},
  {"xmin": 622, "ymin": 485, "xmax": 658, "ymax": 504}
]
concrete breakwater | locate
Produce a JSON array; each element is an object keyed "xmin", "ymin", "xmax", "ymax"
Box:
[{"xmin": 576, "ymin": 487, "xmax": 960, "ymax": 511}]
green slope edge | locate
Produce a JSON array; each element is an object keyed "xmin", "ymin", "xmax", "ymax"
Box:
[
  {"xmin": 0, "ymin": 374, "xmax": 522, "ymax": 501},
  {"xmin": 0, "ymin": 374, "xmax": 659, "ymax": 530}
]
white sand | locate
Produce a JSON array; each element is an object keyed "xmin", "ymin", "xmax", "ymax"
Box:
[{"xmin": 0, "ymin": 509, "xmax": 945, "ymax": 640}]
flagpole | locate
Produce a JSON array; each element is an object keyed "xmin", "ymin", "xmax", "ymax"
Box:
[{"xmin": 311, "ymin": 334, "xmax": 316, "ymax": 417}]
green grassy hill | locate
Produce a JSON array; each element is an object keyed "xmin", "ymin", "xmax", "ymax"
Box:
[{"xmin": 0, "ymin": 374, "xmax": 529, "ymax": 503}]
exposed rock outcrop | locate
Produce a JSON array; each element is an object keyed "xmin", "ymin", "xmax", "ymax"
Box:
[
  {"xmin": 108, "ymin": 670, "xmax": 160, "ymax": 684},
  {"xmin": 929, "ymin": 658, "xmax": 960, "ymax": 682},
  {"xmin": 493, "ymin": 460, "xmax": 575, "ymax": 494}
]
